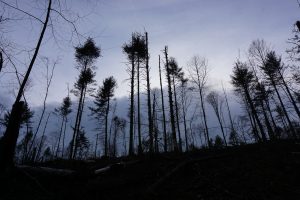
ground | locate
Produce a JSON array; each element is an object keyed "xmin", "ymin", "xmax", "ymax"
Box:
[{"xmin": 1, "ymin": 140, "xmax": 300, "ymax": 200}]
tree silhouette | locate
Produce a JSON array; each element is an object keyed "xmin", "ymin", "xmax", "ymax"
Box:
[
  {"xmin": 231, "ymin": 61, "xmax": 266, "ymax": 142},
  {"xmin": 123, "ymin": 34, "xmax": 136, "ymax": 156},
  {"xmin": 90, "ymin": 76, "xmax": 117, "ymax": 157},
  {"xmin": 188, "ymin": 56, "xmax": 210, "ymax": 147},
  {"xmin": 0, "ymin": 101, "xmax": 34, "ymax": 168},
  {"xmin": 145, "ymin": 32, "xmax": 154, "ymax": 154},
  {"xmin": 169, "ymin": 57, "xmax": 184, "ymax": 151},
  {"xmin": 70, "ymin": 38, "xmax": 100, "ymax": 159},
  {"xmin": 111, "ymin": 116, "xmax": 126, "ymax": 157},
  {"xmin": 133, "ymin": 33, "xmax": 147, "ymax": 154},
  {"xmin": 164, "ymin": 46, "xmax": 178, "ymax": 151},
  {"xmin": 54, "ymin": 96, "xmax": 72, "ymax": 157},
  {"xmin": 222, "ymin": 84, "xmax": 238, "ymax": 144},
  {"xmin": 158, "ymin": 55, "xmax": 168, "ymax": 152},
  {"xmin": 206, "ymin": 91, "xmax": 228, "ymax": 146},
  {"xmin": 179, "ymin": 76, "xmax": 190, "ymax": 151},
  {"xmin": 260, "ymin": 51, "xmax": 297, "ymax": 139}
]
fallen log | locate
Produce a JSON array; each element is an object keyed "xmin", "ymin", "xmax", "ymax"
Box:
[{"xmin": 17, "ymin": 165, "xmax": 75, "ymax": 176}]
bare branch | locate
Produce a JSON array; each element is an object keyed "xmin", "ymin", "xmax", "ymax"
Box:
[{"xmin": 0, "ymin": 0, "xmax": 44, "ymax": 24}]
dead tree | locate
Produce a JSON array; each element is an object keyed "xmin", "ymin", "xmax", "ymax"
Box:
[
  {"xmin": 206, "ymin": 91, "xmax": 228, "ymax": 146},
  {"xmin": 158, "ymin": 55, "xmax": 168, "ymax": 152},
  {"xmin": 188, "ymin": 56, "xmax": 210, "ymax": 147},
  {"xmin": 145, "ymin": 32, "xmax": 154, "ymax": 153},
  {"xmin": 163, "ymin": 46, "xmax": 178, "ymax": 151}
]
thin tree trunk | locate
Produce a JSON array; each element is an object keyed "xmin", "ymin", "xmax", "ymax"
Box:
[
  {"xmin": 61, "ymin": 116, "xmax": 68, "ymax": 158},
  {"xmin": 70, "ymin": 81, "xmax": 85, "ymax": 159},
  {"xmin": 181, "ymin": 86, "xmax": 188, "ymax": 151},
  {"xmin": 145, "ymin": 32, "xmax": 153, "ymax": 153},
  {"xmin": 55, "ymin": 117, "xmax": 65, "ymax": 157},
  {"xmin": 104, "ymin": 97, "xmax": 110, "ymax": 157},
  {"xmin": 129, "ymin": 36, "xmax": 135, "ymax": 156},
  {"xmin": 94, "ymin": 134, "xmax": 98, "ymax": 158},
  {"xmin": 272, "ymin": 81, "xmax": 297, "ymax": 139},
  {"xmin": 198, "ymin": 87, "xmax": 210, "ymax": 147},
  {"xmin": 36, "ymin": 112, "xmax": 51, "ymax": 162},
  {"xmin": 222, "ymin": 85, "xmax": 235, "ymax": 135},
  {"xmin": 137, "ymin": 56, "xmax": 142, "ymax": 154},
  {"xmin": 164, "ymin": 46, "xmax": 178, "ymax": 151},
  {"xmin": 216, "ymin": 114, "xmax": 227, "ymax": 146},
  {"xmin": 72, "ymin": 85, "xmax": 87, "ymax": 159},
  {"xmin": 158, "ymin": 55, "xmax": 167, "ymax": 152},
  {"xmin": 152, "ymin": 93, "xmax": 159, "ymax": 153},
  {"xmin": 172, "ymin": 76, "xmax": 182, "ymax": 152},
  {"xmin": 280, "ymin": 72, "xmax": 300, "ymax": 121},
  {"xmin": 244, "ymin": 87, "xmax": 267, "ymax": 141},
  {"xmin": 260, "ymin": 101, "xmax": 275, "ymax": 140},
  {"xmin": 244, "ymin": 97, "xmax": 261, "ymax": 142},
  {"xmin": 265, "ymin": 98, "xmax": 277, "ymax": 137}
]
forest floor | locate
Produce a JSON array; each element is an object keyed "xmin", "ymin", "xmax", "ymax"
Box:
[{"xmin": 1, "ymin": 140, "xmax": 300, "ymax": 200}]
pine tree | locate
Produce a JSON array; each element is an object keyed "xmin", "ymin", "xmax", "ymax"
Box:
[
  {"xmin": 70, "ymin": 38, "xmax": 100, "ymax": 159},
  {"xmin": 90, "ymin": 76, "xmax": 117, "ymax": 157}
]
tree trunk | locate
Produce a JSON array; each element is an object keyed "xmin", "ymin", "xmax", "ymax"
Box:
[
  {"xmin": 70, "ymin": 81, "xmax": 85, "ymax": 159},
  {"xmin": 152, "ymin": 93, "xmax": 159, "ymax": 153},
  {"xmin": 55, "ymin": 117, "xmax": 65, "ymax": 157},
  {"xmin": 145, "ymin": 32, "xmax": 154, "ymax": 153},
  {"xmin": 137, "ymin": 56, "xmax": 142, "ymax": 154},
  {"xmin": 71, "ymin": 85, "xmax": 87, "ymax": 159},
  {"xmin": 244, "ymin": 87, "xmax": 267, "ymax": 142},
  {"xmin": 94, "ymin": 134, "xmax": 98, "ymax": 158},
  {"xmin": 36, "ymin": 112, "xmax": 51, "ymax": 162},
  {"xmin": 198, "ymin": 88, "xmax": 210, "ymax": 147},
  {"xmin": 181, "ymin": 86, "xmax": 189, "ymax": 151},
  {"xmin": 272, "ymin": 81, "xmax": 297, "ymax": 139},
  {"xmin": 104, "ymin": 97, "xmax": 110, "ymax": 157},
  {"xmin": 222, "ymin": 85, "xmax": 236, "ymax": 136},
  {"xmin": 158, "ymin": 55, "xmax": 168, "ymax": 152},
  {"xmin": 0, "ymin": 101, "xmax": 25, "ymax": 169},
  {"xmin": 129, "ymin": 36, "xmax": 135, "ymax": 156},
  {"xmin": 164, "ymin": 46, "xmax": 178, "ymax": 151},
  {"xmin": 260, "ymin": 101, "xmax": 275, "ymax": 140},
  {"xmin": 172, "ymin": 76, "xmax": 182, "ymax": 152},
  {"xmin": 216, "ymin": 113, "xmax": 227, "ymax": 146},
  {"xmin": 280, "ymin": 72, "xmax": 300, "ymax": 122},
  {"xmin": 61, "ymin": 116, "xmax": 68, "ymax": 158}
]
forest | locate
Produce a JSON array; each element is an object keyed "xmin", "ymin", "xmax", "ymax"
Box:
[{"xmin": 0, "ymin": 0, "xmax": 300, "ymax": 199}]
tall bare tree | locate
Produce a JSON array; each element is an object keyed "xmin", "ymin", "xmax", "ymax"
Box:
[
  {"xmin": 163, "ymin": 46, "xmax": 178, "ymax": 151},
  {"xmin": 158, "ymin": 55, "xmax": 168, "ymax": 152},
  {"xmin": 145, "ymin": 32, "xmax": 154, "ymax": 153},
  {"xmin": 206, "ymin": 91, "xmax": 227, "ymax": 146},
  {"xmin": 188, "ymin": 56, "xmax": 210, "ymax": 147}
]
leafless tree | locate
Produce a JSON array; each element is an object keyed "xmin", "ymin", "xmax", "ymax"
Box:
[
  {"xmin": 206, "ymin": 91, "xmax": 227, "ymax": 146},
  {"xmin": 188, "ymin": 56, "xmax": 210, "ymax": 147},
  {"xmin": 158, "ymin": 55, "xmax": 168, "ymax": 152}
]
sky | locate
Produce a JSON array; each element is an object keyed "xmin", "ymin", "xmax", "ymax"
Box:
[{"xmin": 0, "ymin": 0, "xmax": 299, "ymax": 108}]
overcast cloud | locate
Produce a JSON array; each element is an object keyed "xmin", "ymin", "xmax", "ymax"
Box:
[{"xmin": 0, "ymin": 0, "xmax": 298, "ymax": 107}]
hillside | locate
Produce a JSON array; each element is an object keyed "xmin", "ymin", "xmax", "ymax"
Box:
[{"xmin": 1, "ymin": 140, "xmax": 300, "ymax": 200}]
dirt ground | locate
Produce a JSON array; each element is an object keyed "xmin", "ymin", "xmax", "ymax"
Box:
[{"xmin": 1, "ymin": 140, "xmax": 300, "ymax": 200}]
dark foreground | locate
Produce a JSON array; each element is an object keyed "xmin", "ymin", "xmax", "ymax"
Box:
[{"xmin": 1, "ymin": 141, "xmax": 300, "ymax": 200}]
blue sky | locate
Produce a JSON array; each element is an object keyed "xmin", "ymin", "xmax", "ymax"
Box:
[{"xmin": 0, "ymin": 0, "xmax": 299, "ymax": 107}]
